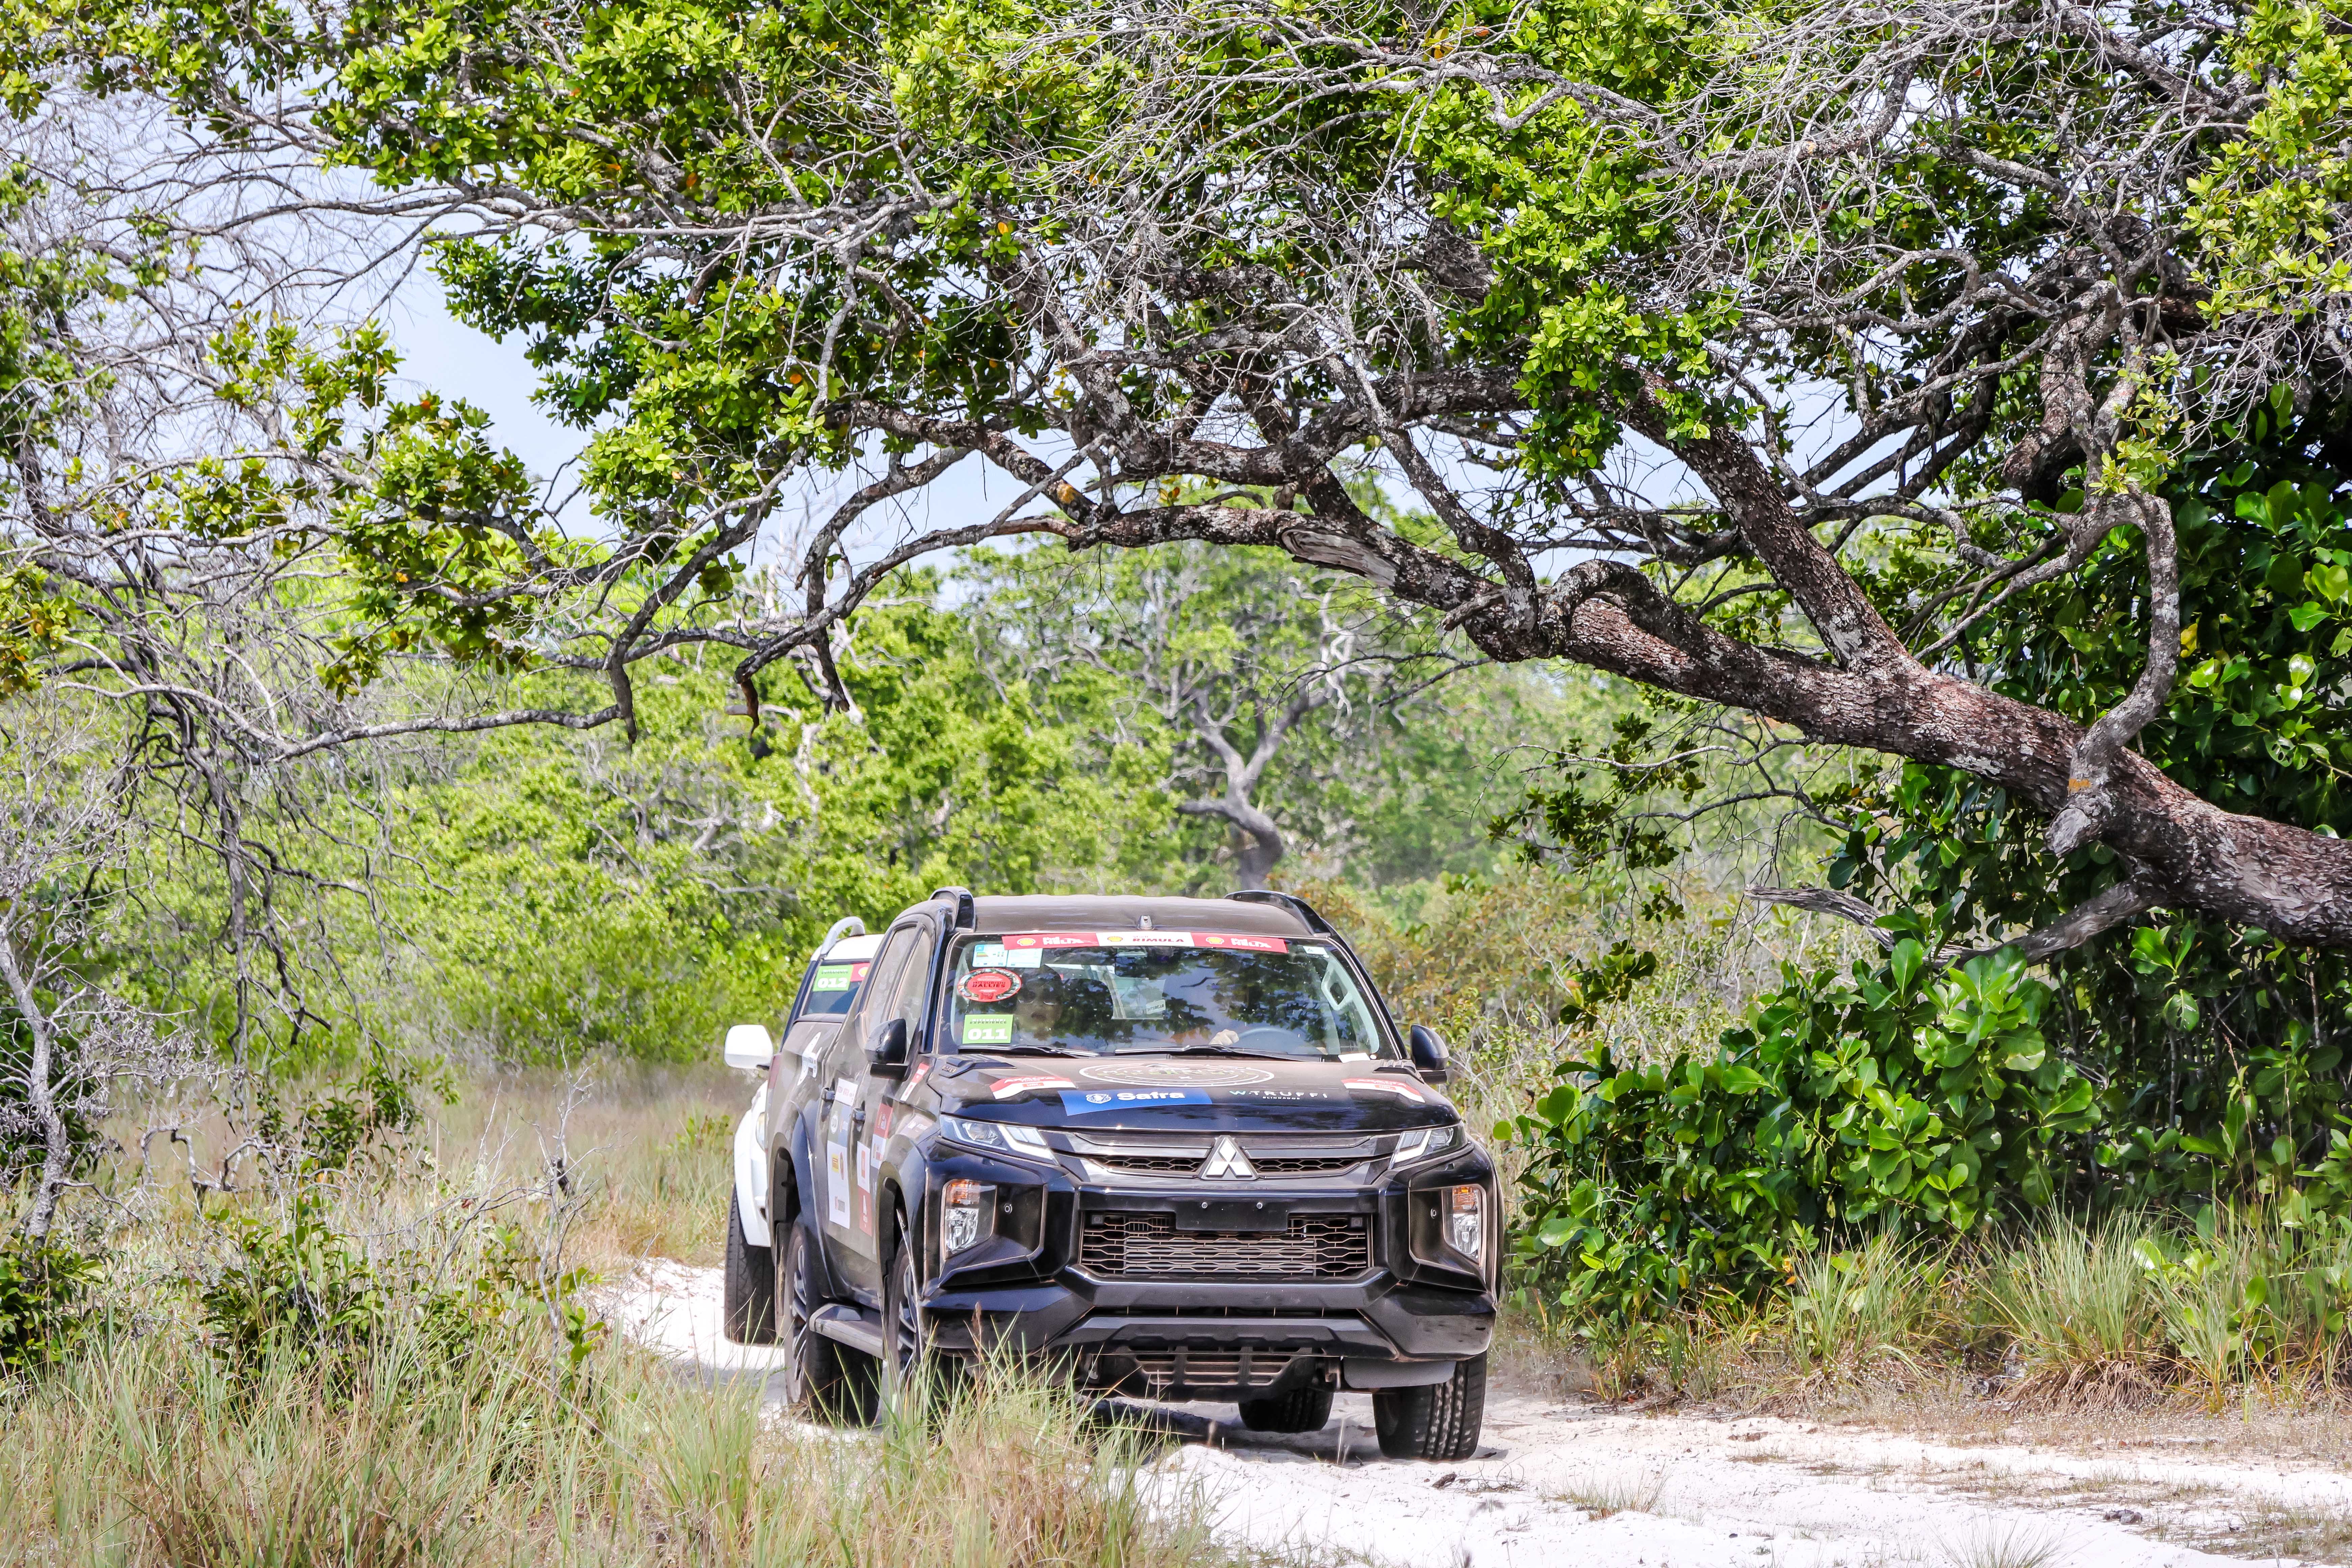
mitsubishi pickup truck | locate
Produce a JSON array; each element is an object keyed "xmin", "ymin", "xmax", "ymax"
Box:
[{"xmin": 718, "ymin": 889, "xmax": 1495, "ymax": 1460}]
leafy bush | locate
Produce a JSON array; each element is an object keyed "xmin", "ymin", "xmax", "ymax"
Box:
[
  {"xmin": 199, "ymin": 1194, "xmax": 601, "ymax": 1375},
  {"xmin": 0, "ymin": 1236, "xmax": 99, "ymax": 1373},
  {"xmin": 1508, "ymin": 936, "xmax": 2099, "ymax": 1326}
]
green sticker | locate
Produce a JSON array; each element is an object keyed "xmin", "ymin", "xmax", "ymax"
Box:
[
  {"xmin": 962, "ymin": 1013, "xmax": 1015, "ymax": 1045},
  {"xmin": 812, "ymin": 964, "xmax": 856, "ymax": 992}
]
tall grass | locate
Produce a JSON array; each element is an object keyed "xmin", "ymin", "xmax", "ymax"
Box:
[
  {"xmin": 1982, "ymin": 1213, "xmax": 2166, "ymax": 1406},
  {"xmin": 2, "ymin": 1068, "xmax": 1239, "ymax": 1568},
  {"xmin": 1781, "ymin": 1230, "xmax": 1946, "ymax": 1381},
  {"xmin": 1540, "ymin": 1204, "xmax": 2352, "ymax": 1412},
  {"xmin": 0, "ymin": 1292, "xmax": 1234, "ymax": 1567}
]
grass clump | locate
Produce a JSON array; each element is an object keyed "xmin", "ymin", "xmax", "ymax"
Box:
[{"xmin": 1982, "ymin": 1213, "xmax": 2166, "ymax": 1408}]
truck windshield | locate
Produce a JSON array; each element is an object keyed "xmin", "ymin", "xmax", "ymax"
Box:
[
  {"xmin": 947, "ymin": 933, "xmax": 1393, "ymax": 1060},
  {"xmin": 797, "ymin": 958, "xmax": 871, "ymax": 1019}
]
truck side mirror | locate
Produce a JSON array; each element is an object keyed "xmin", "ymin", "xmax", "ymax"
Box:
[
  {"xmin": 867, "ymin": 1016, "xmax": 910, "ymax": 1079},
  {"xmin": 723, "ymin": 1023, "xmax": 776, "ymax": 1071},
  {"xmin": 1408, "ymin": 1024, "xmax": 1451, "ymax": 1085}
]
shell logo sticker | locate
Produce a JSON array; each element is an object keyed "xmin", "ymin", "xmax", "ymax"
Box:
[{"xmin": 1076, "ymin": 1061, "xmax": 1275, "ymax": 1087}]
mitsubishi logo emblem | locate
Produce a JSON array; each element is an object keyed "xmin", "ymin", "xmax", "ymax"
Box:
[{"xmin": 1202, "ymin": 1135, "xmax": 1255, "ymax": 1179}]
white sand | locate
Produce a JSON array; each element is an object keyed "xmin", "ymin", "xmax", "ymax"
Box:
[{"xmin": 609, "ymin": 1261, "xmax": 2340, "ymax": 1567}]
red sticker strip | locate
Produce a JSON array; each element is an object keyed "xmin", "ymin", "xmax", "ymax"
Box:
[{"xmin": 1344, "ymin": 1077, "xmax": 1426, "ymax": 1103}]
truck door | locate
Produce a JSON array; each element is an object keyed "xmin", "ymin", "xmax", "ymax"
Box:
[{"xmin": 821, "ymin": 916, "xmax": 937, "ymax": 1300}]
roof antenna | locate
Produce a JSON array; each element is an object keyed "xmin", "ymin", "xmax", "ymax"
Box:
[{"xmin": 1138, "ymin": 914, "xmax": 1154, "ymax": 930}]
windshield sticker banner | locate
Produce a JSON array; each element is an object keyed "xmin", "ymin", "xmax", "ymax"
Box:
[
  {"xmin": 989, "ymin": 1074, "xmax": 1075, "ymax": 1099},
  {"xmin": 1060, "ymin": 1088, "xmax": 1214, "ymax": 1115},
  {"xmin": 962, "ymin": 1014, "xmax": 1016, "ymax": 1046},
  {"xmin": 958, "ymin": 969, "xmax": 1023, "ymax": 1004},
  {"xmin": 811, "ymin": 962, "xmax": 869, "ymax": 991},
  {"xmin": 1077, "ymin": 1061, "xmax": 1274, "ymax": 1087},
  {"xmin": 995, "ymin": 931, "xmax": 1289, "ymax": 954},
  {"xmin": 1344, "ymin": 1077, "xmax": 1426, "ymax": 1102}
]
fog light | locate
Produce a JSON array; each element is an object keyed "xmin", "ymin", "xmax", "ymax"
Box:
[
  {"xmin": 944, "ymin": 1178, "xmax": 994, "ymax": 1255},
  {"xmin": 1447, "ymin": 1185, "xmax": 1484, "ymax": 1261}
]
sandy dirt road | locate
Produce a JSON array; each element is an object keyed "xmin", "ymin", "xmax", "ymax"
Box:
[{"xmin": 610, "ymin": 1259, "xmax": 2349, "ymax": 1568}]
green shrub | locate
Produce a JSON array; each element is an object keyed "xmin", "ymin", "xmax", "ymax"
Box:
[
  {"xmin": 1506, "ymin": 937, "xmax": 2098, "ymax": 1326},
  {"xmin": 0, "ymin": 1236, "xmax": 100, "ymax": 1373}
]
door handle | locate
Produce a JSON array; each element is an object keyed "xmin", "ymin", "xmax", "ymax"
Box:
[
  {"xmin": 852, "ymin": 1106, "xmax": 867, "ymax": 1129},
  {"xmin": 822, "ymin": 1086, "xmax": 836, "ymax": 1105}
]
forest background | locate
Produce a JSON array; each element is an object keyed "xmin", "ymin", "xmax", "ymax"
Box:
[{"xmin": 13, "ymin": 0, "xmax": 2352, "ymax": 1431}]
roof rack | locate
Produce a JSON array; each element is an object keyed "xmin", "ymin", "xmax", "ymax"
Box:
[
  {"xmin": 815, "ymin": 915, "xmax": 866, "ymax": 959},
  {"xmin": 1224, "ymin": 888, "xmax": 1333, "ymax": 935},
  {"xmin": 931, "ymin": 885, "xmax": 977, "ymax": 929}
]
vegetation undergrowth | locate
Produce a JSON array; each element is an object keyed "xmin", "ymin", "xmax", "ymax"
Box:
[
  {"xmin": 0, "ymin": 1069, "xmax": 1241, "ymax": 1568},
  {"xmin": 1550, "ymin": 1202, "xmax": 2352, "ymax": 1416}
]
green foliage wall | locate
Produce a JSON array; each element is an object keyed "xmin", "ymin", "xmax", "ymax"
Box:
[{"xmin": 1511, "ymin": 412, "xmax": 2352, "ymax": 1324}]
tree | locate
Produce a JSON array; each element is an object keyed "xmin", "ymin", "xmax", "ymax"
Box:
[
  {"xmin": 19, "ymin": 0, "xmax": 2352, "ymax": 949},
  {"xmin": 960, "ymin": 540, "xmax": 1477, "ymax": 886}
]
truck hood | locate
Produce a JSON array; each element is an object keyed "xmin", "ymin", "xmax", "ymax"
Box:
[{"xmin": 928, "ymin": 1053, "xmax": 1456, "ymax": 1132}]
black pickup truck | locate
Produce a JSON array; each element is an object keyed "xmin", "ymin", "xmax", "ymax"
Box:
[{"xmin": 733, "ymin": 888, "xmax": 1495, "ymax": 1460}]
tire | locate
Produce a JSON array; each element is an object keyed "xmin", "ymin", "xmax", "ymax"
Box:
[
  {"xmin": 1372, "ymin": 1355, "xmax": 1487, "ymax": 1461},
  {"xmin": 778, "ymin": 1222, "xmax": 874, "ymax": 1423},
  {"xmin": 722, "ymin": 1191, "xmax": 776, "ymax": 1344},
  {"xmin": 882, "ymin": 1215, "xmax": 961, "ymax": 1410},
  {"xmin": 1237, "ymin": 1381, "xmax": 1334, "ymax": 1434}
]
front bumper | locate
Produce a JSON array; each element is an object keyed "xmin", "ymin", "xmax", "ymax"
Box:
[{"xmin": 917, "ymin": 1154, "xmax": 1497, "ymax": 1397}]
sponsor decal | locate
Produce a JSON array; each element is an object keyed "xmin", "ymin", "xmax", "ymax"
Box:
[
  {"xmin": 1058, "ymin": 1088, "xmax": 1215, "ymax": 1115},
  {"xmin": 1344, "ymin": 1076, "xmax": 1426, "ymax": 1102},
  {"xmin": 874, "ymin": 1103, "xmax": 896, "ymax": 1142},
  {"xmin": 1224, "ymin": 1087, "xmax": 1341, "ymax": 1103},
  {"xmin": 826, "ymin": 1140, "xmax": 851, "ymax": 1225},
  {"xmin": 1005, "ymin": 932, "xmax": 1093, "ymax": 949},
  {"xmin": 990, "ymin": 1074, "xmax": 1075, "ymax": 1099},
  {"xmin": 1195, "ymin": 932, "xmax": 1290, "ymax": 953},
  {"xmin": 896, "ymin": 1112, "xmax": 935, "ymax": 1142},
  {"xmin": 856, "ymin": 1139, "xmax": 873, "ymax": 1193},
  {"xmin": 826, "ymin": 1074, "xmax": 860, "ymax": 1226},
  {"xmin": 900, "ymin": 1060, "xmax": 933, "ymax": 1095},
  {"xmin": 958, "ymin": 968, "xmax": 1023, "ymax": 1005},
  {"xmin": 811, "ymin": 961, "xmax": 870, "ymax": 991},
  {"xmin": 1093, "ymin": 929, "xmax": 1198, "ymax": 948},
  {"xmin": 963, "ymin": 1013, "xmax": 1016, "ymax": 1046},
  {"xmin": 970, "ymin": 943, "xmax": 1007, "ymax": 965},
  {"xmin": 1077, "ymin": 1060, "xmax": 1275, "ymax": 1087}
]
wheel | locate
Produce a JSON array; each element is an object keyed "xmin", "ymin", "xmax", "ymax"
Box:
[
  {"xmin": 722, "ymin": 1191, "xmax": 776, "ymax": 1344},
  {"xmin": 778, "ymin": 1221, "xmax": 874, "ymax": 1422},
  {"xmin": 1237, "ymin": 1381, "xmax": 1333, "ymax": 1434},
  {"xmin": 1372, "ymin": 1355, "xmax": 1487, "ymax": 1461},
  {"xmin": 882, "ymin": 1215, "xmax": 961, "ymax": 1408}
]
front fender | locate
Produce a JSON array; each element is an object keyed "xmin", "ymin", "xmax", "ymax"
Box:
[{"xmin": 734, "ymin": 1081, "xmax": 771, "ymax": 1248}]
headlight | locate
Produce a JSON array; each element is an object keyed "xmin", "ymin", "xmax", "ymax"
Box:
[
  {"xmin": 1392, "ymin": 1124, "xmax": 1462, "ymax": 1165},
  {"xmin": 1447, "ymin": 1185, "xmax": 1485, "ymax": 1262},
  {"xmin": 943, "ymin": 1177, "xmax": 994, "ymax": 1255},
  {"xmin": 939, "ymin": 1115, "xmax": 1053, "ymax": 1160}
]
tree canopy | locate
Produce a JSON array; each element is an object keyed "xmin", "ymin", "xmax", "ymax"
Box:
[{"xmin": 8, "ymin": 0, "xmax": 2352, "ymax": 959}]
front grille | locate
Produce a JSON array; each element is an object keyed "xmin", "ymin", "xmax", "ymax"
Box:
[
  {"xmin": 1092, "ymin": 1154, "xmax": 1203, "ymax": 1176},
  {"xmin": 1079, "ymin": 1213, "xmax": 1372, "ymax": 1279},
  {"xmin": 1252, "ymin": 1155, "xmax": 1369, "ymax": 1176}
]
